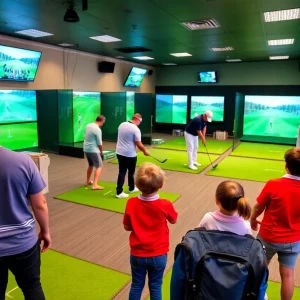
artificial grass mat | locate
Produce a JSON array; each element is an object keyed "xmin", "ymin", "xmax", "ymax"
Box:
[
  {"xmin": 231, "ymin": 142, "xmax": 292, "ymax": 161},
  {"xmin": 6, "ymin": 250, "xmax": 130, "ymax": 300},
  {"xmin": 155, "ymin": 137, "xmax": 232, "ymax": 154},
  {"xmin": 206, "ymin": 156, "xmax": 285, "ymax": 182},
  {"xmin": 110, "ymin": 149, "xmax": 219, "ymax": 174},
  {"xmin": 55, "ymin": 181, "xmax": 180, "ymax": 214}
]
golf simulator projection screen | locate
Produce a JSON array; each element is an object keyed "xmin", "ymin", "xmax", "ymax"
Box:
[
  {"xmin": 198, "ymin": 71, "xmax": 217, "ymax": 83},
  {"xmin": 73, "ymin": 91, "xmax": 101, "ymax": 143},
  {"xmin": 124, "ymin": 67, "xmax": 147, "ymax": 87},
  {"xmin": 126, "ymin": 91, "xmax": 135, "ymax": 121},
  {"xmin": 243, "ymin": 96, "xmax": 300, "ymax": 138},
  {"xmin": 156, "ymin": 94, "xmax": 188, "ymax": 124},
  {"xmin": 0, "ymin": 45, "xmax": 42, "ymax": 82},
  {"xmin": 190, "ymin": 96, "xmax": 224, "ymax": 121}
]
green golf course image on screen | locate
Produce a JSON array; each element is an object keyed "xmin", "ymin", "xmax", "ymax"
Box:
[
  {"xmin": 243, "ymin": 96, "xmax": 300, "ymax": 138},
  {"xmin": 73, "ymin": 91, "xmax": 101, "ymax": 143},
  {"xmin": 0, "ymin": 122, "xmax": 38, "ymax": 150},
  {"xmin": 124, "ymin": 67, "xmax": 147, "ymax": 87},
  {"xmin": 0, "ymin": 45, "xmax": 42, "ymax": 82},
  {"xmin": 126, "ymin": 91, "xmax": 135, "ymax": 120},
  {"xmin": 0, "ymin": 90, "xmax": 37, "ymax": 124},
  {"xmin": 156, "ymin": 95, "xmax": 187, "ymax": 124},
  {"xmin": 191, "ymin": 96, "xmax": 224, "ymax": 121}
]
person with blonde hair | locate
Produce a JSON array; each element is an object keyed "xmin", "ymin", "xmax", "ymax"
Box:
[{"xmin": 123, "ymin": 162, "xmax": 178, "ymax": 300}]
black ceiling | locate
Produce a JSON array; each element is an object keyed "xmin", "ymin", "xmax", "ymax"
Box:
[{"xmin": 1, "ymin": 0, "xmax": 300, "ymax": 66}]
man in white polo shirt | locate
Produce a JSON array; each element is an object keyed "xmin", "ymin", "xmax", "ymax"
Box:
[{"xmin": 116, "ymin": 113, "xmax": 150, "ymax": 198}]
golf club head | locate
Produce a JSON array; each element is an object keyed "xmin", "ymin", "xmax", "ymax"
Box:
[
  {"xmin": 212, "ymin": 164, "xmax": 218, "ymax": 169},
  {"xmin": 161, "ymin": 159, "xmax": 167, "ymax": 163}
]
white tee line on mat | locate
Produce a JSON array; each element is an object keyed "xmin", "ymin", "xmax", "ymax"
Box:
[
  {"xmin": 6, "ymin": 286, "xmax": 18, "ymax": 298},
  {"xmin": 104, "ymin": 191, "xmax": 111, "ymax": 196}
]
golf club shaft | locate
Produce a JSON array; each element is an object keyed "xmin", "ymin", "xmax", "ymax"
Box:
[
  {"xmin": 204, "ymin": 145, "xmax": 214, "ymax": 168},
  {"xmin": 150, "ymin": 154, "xmax": 164, "ymax": 164}
]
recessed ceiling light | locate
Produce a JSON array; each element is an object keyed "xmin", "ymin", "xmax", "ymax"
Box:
[
  {"xmin": 210, "ymin": 47, "xmax": 234, "ymax": 51},
  {"xmin": 182, "ymin": 19, "xmax": 220, "ymax": 30},
  {"xmin": 15, "ymin": 29, "xmax": 54, "ymax": 38},
  {"xmin": 162, "ymin": 63, "xmax": 177, "ymax": 65},
  {"xmin": 58, "ymin": 43, "xmax": 74, "ymax": 47},
  {"xmin": 226, "ymin": 59, "xmax": 242, "ymax": 62},
  {"xmin": 115, "ymin": 56, "xmax": 124, "ymax": 59},
  {"xmin": 170, "ymin": 52, "xmax": 192, "ymax": 57},
  {"xmin": 90, "ymin": 35, "xmax": 121, "ymax": 43},
  {"xmin": 269, "ymin": 56, "xmax": 289, "ymax": 60},
  {"xmin": 133, "ymin": 56, "xmax": 154, "ymax": 60},
  {"xmin": 268, "ymin": 39, "xmax": 294, "ymax": 45},
  {"xmin": 264, "ymin": 8, "xmax": 300, "ymax": 22}
]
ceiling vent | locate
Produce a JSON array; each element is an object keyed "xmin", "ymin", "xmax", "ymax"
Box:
[
  {"xmin": 182, "ymin": 19, "xmax": 220, "ymax": 30},
  {"xmin": 115, "ymin": 46, "xmax": 152, "ymax": 53}
]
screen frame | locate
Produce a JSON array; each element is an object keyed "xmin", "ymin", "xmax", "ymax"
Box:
[
  {"xmin": 197, "ymin": 71, "xmax": 218, "ymax": 83},
  {"xmin": 0, "ymin": 44, "xmax": 42, "ymax": 82},
  {"xmin": 124, "ymin": 67, "xmax": 147, "ymax": 88}
]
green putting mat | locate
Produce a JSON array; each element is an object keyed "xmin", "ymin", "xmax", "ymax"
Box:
[
  {"xmin": 231, "ymin": 142, "xmax": 292, "ymax": 161},
  {"xmin": 6, "ymin": 250, "xmax": 130, "ymax": 300},
  {"xmin": 206, "ymin": 156, "xmax": 285, "ymax": 182},
  {"xmin": 55, "ymin": 181, "xmax": 180, "ymax": 214},
  {"xmin": 110, "ymin": 149, "xmax": 219, "ymax": 174},
  {"xmin": 155, "ymin": 137, "xmax": 232, "ymax": 154}
]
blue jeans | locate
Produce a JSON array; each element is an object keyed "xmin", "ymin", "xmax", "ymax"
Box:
[{"xmin": 129, "ymin": 254, "xmax": 167, "ymax": 300}]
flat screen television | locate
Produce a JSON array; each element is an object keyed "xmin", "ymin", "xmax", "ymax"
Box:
[
  {"xmin": 0, "ymin": 44, "xmax": 42, "ymax": 82},
  {"xmin": 197, "ymin": 71, "xmax": 217, "ymax": 83},
  {"xmin": 124, "ymin": 67, "xmax": 147, "ymax": 87},
  {"xmin": 0, "ymin": 90, "xmax": 37, "ymax": 124}
]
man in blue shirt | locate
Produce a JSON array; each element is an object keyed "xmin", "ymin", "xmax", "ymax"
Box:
[
  {"xmin": 184, "ymin": 111, "xmax": 213, "ymax": 170},
  {"xmin": 83, "ymin": 115, "xmax": 106, "ymax": 190},
  {"xmin": 0, "ymin": 147, "xmax": 51, "ymax": 300}
]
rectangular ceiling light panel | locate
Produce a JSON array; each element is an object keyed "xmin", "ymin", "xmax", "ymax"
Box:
[
  {"xmin": 264, "ymin": 8, "xmax": 300, "ymax": 22},
  {"xmin": 58, "ymin": 43, "xmax": 74, "ymax": 47},
  {"xmin": 90, "ymin": 35, "xmax": 121, "ymax": 42},
  {"xmin": 226, "ymin": 59, "xmax": 242, "ymax": 62},
  {"xmin": 16, "ymin": 29, "xmax": 54, "ymax": 38},
  {"xmin": 182, "ymin": 19, "xmax": 220, "ymax": 30},
  {"xmin": 133, "ymin": 56, "xmax": 154, "ymax": 60},
  {"xmin": 170, "ymin": 52, "xmax": 192, "ymax": 57},
  {"xmin": 162, "ymin": 63, "xmax": 177, "ymax": 65},
  {"xmin": 269, "ymin": 56, "xmax": 289, "ymax": 60},
  {"xmin": 210, "ymin": 47, "xmax": 234, "ymax": 51},
  {"xmin": 268, "ymin": 39, "xmax": 294, "ymax": 45}
]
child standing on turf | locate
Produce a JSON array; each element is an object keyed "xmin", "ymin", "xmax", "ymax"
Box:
[{"xmin": 123, "ymin": 162, "xmax": 178, "ymax": 300}]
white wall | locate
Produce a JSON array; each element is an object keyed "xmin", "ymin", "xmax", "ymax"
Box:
[{"xmin": 0, "ymin": 35, "xmax": 155, "ymax": 93}]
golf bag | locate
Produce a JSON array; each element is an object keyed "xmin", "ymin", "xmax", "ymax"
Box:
[{"xmin": 170, "ymin": 228, "xmax": 268, "ymax": 300}]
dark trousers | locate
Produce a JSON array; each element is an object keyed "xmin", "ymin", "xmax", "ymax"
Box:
[
  {"xmin": 116, "ymin": 154, "xmax": 137, "ymax": 195},
  {"xmin": 0, "ymin": 241, "xmax": 45, "ymax": 300}
]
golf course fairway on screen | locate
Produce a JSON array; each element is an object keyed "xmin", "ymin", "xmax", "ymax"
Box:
[
  {"xmin": 243, "ymin": 96, "xmax": 300, "ymax": 138},
  {"xmin": 126, "ymin": 91, "xmax": 135, "ymax": 121},
  {"xmin": 156, "ymin": 94, "xmax": 187, "ymax": 124},
  {"xmin": 73, "ymin": 91, "xmax": 101, "ymax": 143}
]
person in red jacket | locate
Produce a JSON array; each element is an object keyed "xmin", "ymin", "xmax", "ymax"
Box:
[
  {"xmin": 123, "ymin": 162, "xmax": 178, "ymax": 300},
  {"xmin": 251, "ymin": 147, "xmax": 300, "ymax": 300}
]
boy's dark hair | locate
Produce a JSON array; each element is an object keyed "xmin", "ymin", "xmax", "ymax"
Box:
[
  {"xmin": 96, "ymin": 115, "xmax": 106, "ymax": 122},
  {"xmin": 285, "ymin": 148, "xmax": 300, "ymax": 176}
]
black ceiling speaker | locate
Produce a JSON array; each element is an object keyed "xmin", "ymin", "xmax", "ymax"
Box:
[
  {"xmin": 82, "ymin": 0, "xmax": 88, "ymax": 11},
  {"xmin": 98, "ymin": 61, "xmax": 115, "ymax": 73},
  {"xmin": 148, "ymin": 70, "xmax": 153, "ymax": 76},
  {"xmin": 64, "ymin": 7, "xmax": 80, "ymax": 23}
]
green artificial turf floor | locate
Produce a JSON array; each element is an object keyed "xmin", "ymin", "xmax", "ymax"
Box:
[
  {"xmin": 154, "ymin": 137, "xmax": 232, "ymax": 154},
  {"xmin": 110, "ymin": 149, "xmax": 219, "ymax": 174},
  {"xmin": 55, "ymin": 181, "xmax": 180, "ymax": 214},
  {"xmin": 6, "ymin": 250, "xmax": 130, "ymax": 300},
  {"xmin": 206, "ymin": 156, "xmax": 285, "ymax": 182},
  {"xmin": 231, "ymin": 142, "xmax": 292, "ymax": 161}
]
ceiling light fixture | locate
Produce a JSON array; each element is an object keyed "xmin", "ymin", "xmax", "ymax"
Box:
[
  {"xmin": 268, "ymin": 39, "xmax": 294, "ymax": 45},
  {"xmin": 132, "ymin": 56, "xmax": 154, "ymax": 60},
  {"xmin": 58, "ymin": 43, "xmax": 74, "ymax": 47},
  {"xmin": 226, "ymin": 59, "xmax": 242, "ymax": 62},
  {"xmin": 264, "ymin": 8, "xmax": 300, "ymax": 22},
  {"xmin": 210, "ymin": 47, "xmax": 234, "ymax": 51},
  {"xmin": 90, "ymin": 35, "xmax": 122, "ymax": 43},
  {"xmin": 182, "ymin": 19, "xmax": 220, "ymax": 30},
  {"xmin": 162, "ymin": 63, "xmax": 177, "ymax": 65},
  {"xmin": 269, "ymin": 56, "xmax": 289, "ymax": 60},
  {"xmin": 15, "ymin": 29, "xmax": 54, "ymax": 38},
  {"xmin": 170, "ymin": 52, "xmax": 192, "ymax": 57},
  {"xmin": 115, "ymin": 56, "xmax": 124, "ymax": 59}
]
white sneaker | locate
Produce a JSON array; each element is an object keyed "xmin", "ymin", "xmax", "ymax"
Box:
[
  {"xmin": 194, "ymin": 162, "xmax": 202, "ymax": 167},
  {"xmin": 116, "ymin": 192, "xmax": 129, "ymax": 198},
  {"xmin": 129, "ymin": 187, "xmax": 139, "ymax": 193},
  {"xmin": 188, "ymin": 165, "xmax": 198, "ymax": 170}
]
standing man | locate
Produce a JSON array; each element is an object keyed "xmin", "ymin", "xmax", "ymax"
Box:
[
  {"xmin": 0, "ymin": 147, "xmax": 51, "ymax": 300},
  {"xmin": 184, "ymin": 110, "xmax": 213, "ymax": 170},
  {"xmin": 116, "ymin": 113, "xmax": 150, "ymax": 198},
  {"xmin": 83, "ymin": 115, "xmax": 106, "ymax": 190},
  {"xmin": 78, "ymin": 113, "xmax": 82, "ymax": 130}
]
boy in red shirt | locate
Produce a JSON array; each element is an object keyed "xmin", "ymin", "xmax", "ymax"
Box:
[
  {"xmin": 123, "ymin": 162, "xmax": 178, "ymax": 300},
  {"xmin": 251, "ymin": 147, "xmax": 300, "ymax": 300}
]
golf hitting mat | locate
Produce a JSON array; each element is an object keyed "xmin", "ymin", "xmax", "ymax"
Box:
[
  {"xmin": 55, "ymin": 181, "xmax": 180, "ymax": 213},
  {"xmin": 231, "ymin": 142, "xmax": 292, "ymax": 161},
  {"xmin": 6, "ymin": 250, "xmax": 130, "ymax": 300},
  {"xmin": 109, "ymin": 149, "xmax": 220, "ymax": 174},
  {"xmin": 154, "ymin": 137, "xmax": 232, "ymax": 155},
  {"xmin": 206, "ymin": 156, "xmax": 285, "ymax": 182}
]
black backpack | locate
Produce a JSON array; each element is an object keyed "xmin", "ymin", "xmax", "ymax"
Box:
[{"xmin": 170, "ymin": 228, "xmax": 268, "ymax": 300}]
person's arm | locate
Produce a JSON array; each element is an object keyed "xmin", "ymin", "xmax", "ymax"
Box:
[
  {"xmin": 124, "ymin": 224, "xmax": 132, "ymax": 231},
  {"xmin": 96, "ymin": 129, "xmax": 103, "ymax": 156},
  {"xmin": 29, "ymin": 192, "xmax": 51, "ymax": 252},
  {"xmin": 135, "ymin": 141, "xmax": 150, "ymax": 156},
  {"xmin": 166, "ymin": 202, "xmax": 178, "ymax": 224},
  {"xmin": 197, "ymin": 130, "xmax": 206, "ymax": 145},
  {"xmin": 123, "ymin": 203, "xmax": 133, "ymax": 231},
  {"xmin": 202, "ymin": 125, "xmax": 207, "ymax": 137}
]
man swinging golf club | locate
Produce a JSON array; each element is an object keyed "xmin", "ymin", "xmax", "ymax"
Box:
[{"xmin": 184, "ymin": 110, "xmax": 213, "ymax": 170}]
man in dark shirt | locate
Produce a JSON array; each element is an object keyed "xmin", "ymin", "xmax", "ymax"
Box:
[{"xmin": 184, "ymin": 111, "xmax": 213, "ymax": 170}]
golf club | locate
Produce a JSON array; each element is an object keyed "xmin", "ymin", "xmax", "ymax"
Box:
[
  {"xmin": 150, "ymin": 154, "xmax": 168, "ymax": 164},
  {"xmin": 204, "ymin": 144, "xmax": 218, "ymax": 169}
]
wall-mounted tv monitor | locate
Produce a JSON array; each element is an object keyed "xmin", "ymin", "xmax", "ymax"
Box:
[
  {"xmin": 191, "ymin": 96, "xmax": 225, "ymax": 121},
  {"xmin": 0, "ymin": 45, "xmax": 42, "ymax": 82},
  {"xmin": 0, "ymin": 122, "xmax": 38, "ymax": 150},
  {"xmin": 0, "ymin": 90, "xmax": 37, "ymax": 124},
  {"xmin": 156, "ymin": 94, "xmax": 188, "ymax": 124},
  {"xmin": 198, "ymin": 71, "xmax": 217, "ymax": 83},
  {"xmin": 243, "ymin": 95, "xmax": 300, "ymax": 138},
  {"xmin": 124, "ymin": 67, "xmax": 147, "ymax": 87},
  {"xmin": 72, "ymin": 91, "xmax": 101, "ymax": 143}
]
